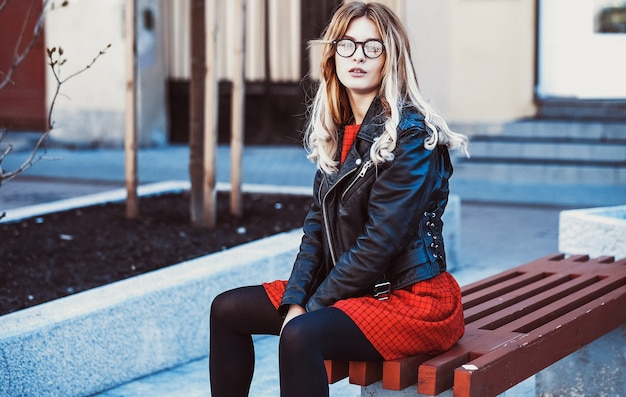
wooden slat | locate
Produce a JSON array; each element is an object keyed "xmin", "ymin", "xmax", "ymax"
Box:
[
  {"xmin": 324, "ymin": 359, "xmax": 348, "ymax": 384},
  {"xmin": 460, "ymin": 254, "xmax": 566, "ymax": 296},
  {"xmin": 469, "ymin": 273, "xmax": 600, "ymax": 330},
  {"xmin": 461, "ymin": 271, "xmax": 525, "ymax": 300},
  {"xmin": 382, "ymin": 354, "xmax": 431, "ymax": 390},
  {"xmin": 348, "ymin": 360, "xmax": 383, "ymax": 386},
  {"xmin": 463, "ymin": 272, "xmax": 572, "ymax": 323},
  {"xmin": 416, "ymin": 329, "xmax": 522, "ymax": 395},
  {"xmin": 532, "ymin": 284, "xmax": 626, "ymax": 339},
  {"xmin": 462, "ymin": 271, "xmax": 545, "ymax": 310},
  {"xmin": 545, "ymin": 256, "xmax": 620, "ymax": 276},
  {"xmin": 469, "ymin": 255, "xmax": 626, "ymax": 332},
  {"xmin": 521, "ymin": 254, "xmax": 619, "ymax": 276},
  {"xmin": 415, "ymin": 329, "xmax": 488, "ymax": 395},
  {"xmin": 499, "ymin": 274, "xmax": 625, "ymax": 333},
  {"xmin": 417, "ymin": 348, "xmax": 471, "ymax": 396}
]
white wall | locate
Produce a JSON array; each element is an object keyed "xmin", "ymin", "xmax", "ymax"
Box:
[
  {"xmin": 45, "ymin": 0, "xmax": 125, "ymax": 145},
  {"xmin": 45, "ymin": 0, "xmax": 167, "ymax": 147},
  {"xmin": 538, "ymin": 0, "xmax": 626, "ymax": 99},
  {"xmin": 406, "ymin": 0, "xmax": 536, "ymax": 124}
]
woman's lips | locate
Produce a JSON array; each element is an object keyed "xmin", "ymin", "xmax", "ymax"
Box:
[{"xmin": 349, "ymin": 68, "xmax": 366, "ymax": 77}]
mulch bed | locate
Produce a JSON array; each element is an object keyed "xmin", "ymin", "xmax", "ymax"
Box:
[{"xmin": 0, "ymin": 191, "xmax": 312, "ymax": 315}]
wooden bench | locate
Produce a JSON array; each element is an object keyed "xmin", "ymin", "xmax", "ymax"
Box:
[{"xmin": 325, "ymin": 254, "xmax": 626, "ymax": 396}]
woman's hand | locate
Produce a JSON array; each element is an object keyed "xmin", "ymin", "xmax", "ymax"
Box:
[{"xmin": 280, "ymin": 304, "xmax": 306, "ymax": 335}]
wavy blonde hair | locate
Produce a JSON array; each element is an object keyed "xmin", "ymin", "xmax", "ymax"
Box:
[{"xmin": 304, "ymin": 1, "xmax": 469, "ymax": 174}]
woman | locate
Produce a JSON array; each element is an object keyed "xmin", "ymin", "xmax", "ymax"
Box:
[{"xmin": 210, "ymin": 2, "xmax": 469, "ymax": 396}]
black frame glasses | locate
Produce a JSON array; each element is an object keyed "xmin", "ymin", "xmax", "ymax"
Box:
[{"xmin": 332, "ymin": 38, "xmax": 385, "ymax": 59}]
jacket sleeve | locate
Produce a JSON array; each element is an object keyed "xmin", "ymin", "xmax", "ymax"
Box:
[
  {"xmin": 279, "ymin": 169, "xmax": 326, "ymax": 314},
  {"xmin": 306, "ymin": 130, "xmax": 438, "ymax": 311}
]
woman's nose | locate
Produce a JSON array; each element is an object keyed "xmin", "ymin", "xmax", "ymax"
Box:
[{"xmin": 352, "ymin": 44, "xmax": 366, "ymax": 61}]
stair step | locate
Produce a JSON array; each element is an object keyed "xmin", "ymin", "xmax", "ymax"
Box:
[
  {"xmin": 451, "ymin": 120, "xmax": 626, "ymax": 186},
  {"xmin": 483, "ymin": 120, "xmax": 626, "ymax": 140},
  {"xmin": 452, "ymin": 120, "xmax": 626, "ymax": 141},
  {"xmin": 465, "ymin": 138, "xmax": 626, "ymax": 164},
  {"xmin": 453, "ymin": 161, "xmax": 625, "ymax": 185},
  {"xmin": 449, "ymin": 178, "xmax": 626, "ymax": 207}
]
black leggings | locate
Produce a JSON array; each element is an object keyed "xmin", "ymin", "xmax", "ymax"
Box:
[{"xmin": 209, "ymin": 285, "xmax": 383, "ymax": 397}]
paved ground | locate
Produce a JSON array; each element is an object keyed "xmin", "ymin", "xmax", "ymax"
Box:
[{"xmin": 1, "ymin": 135, "xmax": 621, "ymax": 396}]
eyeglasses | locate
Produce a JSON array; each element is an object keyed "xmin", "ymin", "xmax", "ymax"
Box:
[{"xmin": 332, "ymin": 38, "xmax": 385, "ymax": 59}]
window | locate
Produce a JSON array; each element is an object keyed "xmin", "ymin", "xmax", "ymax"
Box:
[{"xmin": 595, "ymin": 0, "xmax": 626, "ymax": 33}]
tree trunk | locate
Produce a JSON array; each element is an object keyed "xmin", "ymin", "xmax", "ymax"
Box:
[
  {"xmin": 189, "ymin": 0, "xmax": 205, "ymax": 225},
  {"xmin": 202, "ymin": 0, "xmax": 219, "ymax": 228},
  {"xmin": 124, "ymin": 0, "xmax": 138, "ymax": 219},
  {"xmin": 230, "ymin": 0, "xmax": 246, "ymax": 216}
]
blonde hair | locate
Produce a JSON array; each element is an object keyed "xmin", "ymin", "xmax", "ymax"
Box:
[{"xmin": 304, "ymin": 1, "xmax": 469, "ymax": 174}]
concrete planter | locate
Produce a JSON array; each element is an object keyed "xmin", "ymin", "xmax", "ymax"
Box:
[
  {"xmin": 0, "ymin": 182, "xmax": 460, "ymax": 397},
  {"xmin": 0, "ymin": 224, "xmax": 300, "ymax": 397},
  {"xmin": 535, "ymin": 205, "xmax": 626, "ymax": 396},
  {"xmin": 559, "ymin": 205, "xmax": 626, "ymax": 259},
  {"xmin": 0, "ymin": 181, "xmax": 300, "ymax": 397}
]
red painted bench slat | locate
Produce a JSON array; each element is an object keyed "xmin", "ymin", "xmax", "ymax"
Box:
[
  {"xmin": 382, "ymin": 354, "xmax": 431, "ymax": 390},
  {"xmin": 325, "ymin": 360, "xmax": 349, "ymax": 384},
  {"xmin": 348, "ymin": 361, "xmax": 383, "ymax": 386}
]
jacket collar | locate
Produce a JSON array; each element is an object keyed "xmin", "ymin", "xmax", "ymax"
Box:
[
  {"xmin": 323, "ymin": 98, "xmax": 386, "ymax": 187},
  {"xmin": 354, "ymin": 96, "xmax": 386, "ymax": 143}
]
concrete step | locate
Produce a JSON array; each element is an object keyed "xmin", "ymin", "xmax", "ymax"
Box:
[
  {"xmin": 467, "ymin": 136, "xmax": 626, "ymax": 164},
  {"xmin": 502, "ymin": 119, "xmax": 626, "ymax": 140},
  {"xmin": 453, "ymin": 160, "xmax": 625, "ymax": 185},
  {"xmin": 455, "ymin": 120, "xmax": 626, "ymax": 140},
  {"xmin": 452, "ymin": 120, "xmax": 626, "ymax": 186},
  {"xmin": 455, "ymin": 138, "xmax": 625, "ymax": 185}
]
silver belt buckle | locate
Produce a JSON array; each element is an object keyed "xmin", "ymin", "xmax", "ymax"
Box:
[{"xmin": 373, "ymin": 281, "xmax": 391, "ymax": 301}]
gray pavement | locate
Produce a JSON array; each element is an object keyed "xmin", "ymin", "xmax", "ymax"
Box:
[{"xmin": 1, "ymin": 135, "xmax": 622, "ymax": 396}]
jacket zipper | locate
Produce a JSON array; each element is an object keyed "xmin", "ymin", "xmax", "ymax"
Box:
[
  {"xmin": 320, "ymin": 166, "xmax": 359, "ymax": 266},
  {"xmin": 341, "ymin": 159, "xmax": 373, "ymax": 201}
]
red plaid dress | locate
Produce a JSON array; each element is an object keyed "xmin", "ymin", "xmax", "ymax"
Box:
[
  {"xmin": 263, "ymin": 273, "xmax": 464, "ymax": 360},
  {"xmin": 341, "ymin": 124, "xmax": 360, "ymax": 165}
]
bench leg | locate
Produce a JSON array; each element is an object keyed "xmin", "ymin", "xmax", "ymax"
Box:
[
  {"xmin": 535, "ymin": 324, "xmax": 626, "ymax": 396},
  {"xmin": 361, "ymin": 381, "xmax": 453, "ymax": 397}
]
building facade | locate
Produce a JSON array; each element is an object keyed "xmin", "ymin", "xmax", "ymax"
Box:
[{"xmin": 0, "ymin": 0, "xmax": 624, "ymax": 146}]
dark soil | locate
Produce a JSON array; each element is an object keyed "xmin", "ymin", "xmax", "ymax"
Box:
[{"xmin": 0, "ymin": 192, "xmax": 312, "ymax": 316}]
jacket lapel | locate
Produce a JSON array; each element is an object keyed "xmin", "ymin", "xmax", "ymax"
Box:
[{"xmin": 323, "ymin": 97, "xmax": 386, "ymax": 192}]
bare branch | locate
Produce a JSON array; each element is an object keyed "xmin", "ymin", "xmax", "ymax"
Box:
[
  {"xmin": 47, "ymin": 43, "xmax": 111, "ymax": 129},
  {"xmin": 0, "ymin": 131, "xmax": 13, "ymax": 164},
  {"xmin": 0, "ymin": 44, "xmax": 111, "ymax": 186},
  {"xmin": 0, "ymin": 0, "xmax": 78, "ymax": 219},
  {"xmin": 51, "ymin": 43, "xmax": 111, "ymax": 86},
  {"xmin": 0, "ymin": 132, "xmax": 48, "ymax": 184},
  {"xmin": 0, "ymin": 144, "xmax": 13, "ymax": 163},
  {"xmin": 0, "ymin": 1, "xmax": 72, "ymax": 91},
  {"xmin": 0, "ymin": 0, "xmax": 10, "ymax": 13}
]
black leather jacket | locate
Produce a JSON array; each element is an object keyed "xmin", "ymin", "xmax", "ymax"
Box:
[{"xmin": 280, "ymin": 98, "xmax": 453, "ymax": 313}]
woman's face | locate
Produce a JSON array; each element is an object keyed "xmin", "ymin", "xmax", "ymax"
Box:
[{"xmin": 334, "ymin": 16, "xmax": 385, "ymax": 101}]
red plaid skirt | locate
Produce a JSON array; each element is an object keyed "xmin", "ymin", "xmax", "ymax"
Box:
[{"xmin": 263, "ymin": 272, "xmax": 464, "ymax": 360}]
